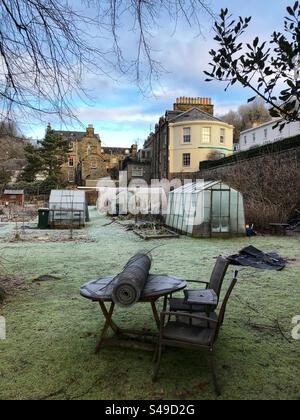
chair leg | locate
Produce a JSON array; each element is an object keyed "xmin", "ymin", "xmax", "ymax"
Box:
[
  {"xmin": 208, "ymin": 351, "xmax": 221, "ymax": 397},
  {"xmin": 153, "ymin": 344, "xmax": 159, "ymax": 363},
  {"xmin": 152, "ymin": 344, "xmax": 163, "ymax": 382}
]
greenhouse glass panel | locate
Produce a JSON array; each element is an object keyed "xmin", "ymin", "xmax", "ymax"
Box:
[
  {"xmin": 229, "ymin": 189, "xmax": 238, "ymax": 233},
  {"xmin": 220, "ymin": 190, "xmax": 230, "ymax": 233},
  {"xmin": 165, "ymin": 181, "xmax": 245, "ymax": 238}
]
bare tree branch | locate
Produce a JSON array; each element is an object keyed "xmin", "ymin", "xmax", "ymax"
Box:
[{"xmin": 0, "ymin": 0, "xmax": 213, "ymax": 123}]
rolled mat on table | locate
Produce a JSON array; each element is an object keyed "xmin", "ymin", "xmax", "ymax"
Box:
[{"xmin": 112, "ymin": 252, "xmax": 152, "ymax": 307}]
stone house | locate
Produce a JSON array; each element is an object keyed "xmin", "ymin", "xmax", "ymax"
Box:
[
  {"xmin": 54, "ymin": 125, "xmax": 130, "ymax": 185},
  {"xmin": 119, "ymin": 144, "xmax": 151, "ymax": 184}
]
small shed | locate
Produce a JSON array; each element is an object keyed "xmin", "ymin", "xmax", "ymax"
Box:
[
  {"xmin": 2, "ymin": 190, "xmax": 25, "ymax": 206},
  {"xmin": 48, "ymin": 190, "xmax": 89, "ymax": 229},
  {"xmin": 165, "ymin": 181, "xmax": 245, "ymax": 238}
]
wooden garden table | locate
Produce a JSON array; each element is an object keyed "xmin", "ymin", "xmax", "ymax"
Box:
[{"xmin": 80, "ymin": 275, "xmax": 187, "ymax": 353}]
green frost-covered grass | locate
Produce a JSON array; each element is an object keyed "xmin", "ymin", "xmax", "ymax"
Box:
[{"xmin": 0, "ymin": 208, "xmax": 299, "ymax": 400}]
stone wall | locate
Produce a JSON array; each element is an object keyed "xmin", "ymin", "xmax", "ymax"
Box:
[{"xmin": 198, "ymin": 147, "xmax": 300, "ymax": 230}]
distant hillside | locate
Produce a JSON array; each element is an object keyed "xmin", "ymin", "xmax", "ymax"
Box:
[{"xmin": 0, "ymin": 135, "xmax": 28, "ymax": 171}]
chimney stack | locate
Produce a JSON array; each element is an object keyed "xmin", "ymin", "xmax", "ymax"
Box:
[
  {"xmin": 173, "ymin": 97, "xmax": 214, "ymax": 115},
  {"xmin": 86, "ymin": 124, "xmax": 95, "ymax": 137},
  {"xmin": 131, "ymin": 144, "xmax": 137, "ymax": 160}
]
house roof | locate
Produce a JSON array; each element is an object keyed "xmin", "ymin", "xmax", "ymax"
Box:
[
  {"xmin": 240, "ymin": 119, "xmax": 281, "ymax": 135},
  {"xmin": 4, "ymin": 190, "xmax": 24, "ymax": 195},
  {"xmin": 165, "ymin": 110, "xmax": 183, "ymax": 121},
  {"xmin": 54, "ymin": 130, "xmax": 101, "ymax": 142},
  {"xmin": 168, "ymin": 107, "xmax": 226, "ymax": 124},
  {"xmin": 102, "ymin": 147, "xmax": 130, "ymax": 155}
]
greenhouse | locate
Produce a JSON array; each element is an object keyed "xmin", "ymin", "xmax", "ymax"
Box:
[
  {"xmin": 165, "ymin": 181, "xmax": 245, "ymax": 238},
  {"xmin": 49, "ymin": 190, "xmax": 89, "ymax": 228}
]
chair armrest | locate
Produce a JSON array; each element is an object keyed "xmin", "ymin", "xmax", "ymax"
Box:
[{"xmin": 160, "ymin": 311, "xmax": 218, "ymax": 325}]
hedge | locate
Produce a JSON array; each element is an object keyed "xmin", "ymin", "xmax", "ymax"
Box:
[{"xmin": 200, "ymin": 134, "xmax": 300, "ymax": 171}]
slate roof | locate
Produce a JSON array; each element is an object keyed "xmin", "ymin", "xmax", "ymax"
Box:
[
  {"xmin": 54, "ymin": 130, "xmax": 100, "ymax": 142},
  {"xmin": 102, "ymin": 147, "xmax": 129, "ymax": 155},
  {"xmin": 168, "ymin": 107, "xmax": 225, "ymax": 123},
  {"xmin": 4, "ymin": 190, "xmax": 24, "ymax": 195},
  {"xmin": 165, "ymin": 110, "xmax": 182, "ymax": 121}
]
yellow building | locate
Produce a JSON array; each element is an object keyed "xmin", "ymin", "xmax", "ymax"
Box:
[
  {"xmin": 168, "ymin": 108, "xmax": 234, "ymax": 176},
  {"xmin": 144, "ymin": 98, "xmax": 234, "ymax": 180}
]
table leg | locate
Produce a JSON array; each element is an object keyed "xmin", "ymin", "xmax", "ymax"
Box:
[
  {"xmin": 150, "ymin": 299, "xmax": 160, "ymax": 329},
  {"xmin": 163, "ymin": 295, "xmax": 168, "ymax": 312},
  {"xmin": 99, "ymin": 301, "xmax": 120, "ymax": 335},
  {"xmin": 96, "ymin": 302, "xmax": 118, "ymax": 353}
]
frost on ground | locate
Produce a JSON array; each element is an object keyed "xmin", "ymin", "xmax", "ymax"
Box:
[{"xmin": 0, "ymin": 207, "xmax": 299, "ymax": 400}]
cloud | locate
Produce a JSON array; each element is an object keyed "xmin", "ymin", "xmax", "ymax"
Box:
[
  {"xmin": 22, "ymin": 0, "xmax": 291, "ymax": 146},
  {"xmin": 76, "ymin": 105, "xmax": 160, "ymax": 125}
]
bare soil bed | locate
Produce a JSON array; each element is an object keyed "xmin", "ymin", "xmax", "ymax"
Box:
[
  {"xmin": 9, "ymin": 227, "xmax": 92, "ymax": 243},
  {"xmin": 0, "ymin": 205, "xmax": 38, "ymax": 223},
  {"xmin": 0, "ymin": 275, "xmax": 25, "ymax": 302}
]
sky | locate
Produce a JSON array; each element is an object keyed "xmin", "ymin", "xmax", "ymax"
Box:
[{"xmin": 21, "ymin": 0, "xmax": 293, "ymax": 148}]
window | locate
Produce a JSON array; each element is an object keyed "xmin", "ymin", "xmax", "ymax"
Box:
[
  {"xmin": 264, "ymin": 129, "xmax": 268, "ymax": 139},
  {"xmin": 68, "ymin": 170, "xmax": 75, "ymax": 182},
  {"xmin": 183, "ymin": 127, "xmax": 191, "ymax": 143},
  {"xmin": 183, "ymin": 153, "xmax": 191, "ymax": 167},
  {"xmin": 91, "ymin": 160, "xmax": 97, "ymax": 169},
  {"xmin": 252, "ymin": 133, "xmax": 256, "ymax": 143},
  {"xmin": 244, "ymin": 136, "xmax": 247, "ymax": 145},
  {"xmin": 202, "ymin": 127, "xmax": 211, "ymax": 144},
  {"xmin": 220, "ymin": 128, "xmax": 225, "ymax": 144},
  {"xmin": 87, "ymin": 143, "xmax": 95, "ymax": 155},
  {"xmin": 68, "ymin": 157, "xmax": 74, "ymax": 167},
  {"xmin": 132, "ymin": 167, "xmax": 144, "ymax": 177}
]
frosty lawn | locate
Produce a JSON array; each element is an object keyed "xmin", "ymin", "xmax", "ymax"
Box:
[{"xmin": 0, "ymin": 208, "xmax": 299, "ymax": 400}]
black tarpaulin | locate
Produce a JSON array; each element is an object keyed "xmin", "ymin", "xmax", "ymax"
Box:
[{"xmin": 228, "ymin": 246, "xmax": 286, "ymax": 271}]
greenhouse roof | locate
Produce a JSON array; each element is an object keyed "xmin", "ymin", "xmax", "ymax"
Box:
[
  {"xmin": 171, "ymin": 181, "xmax": 221, "ymax": 194},
  {"xmin": 49, "ymin": 190, "xmax": 86, "ymax": 203}
]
